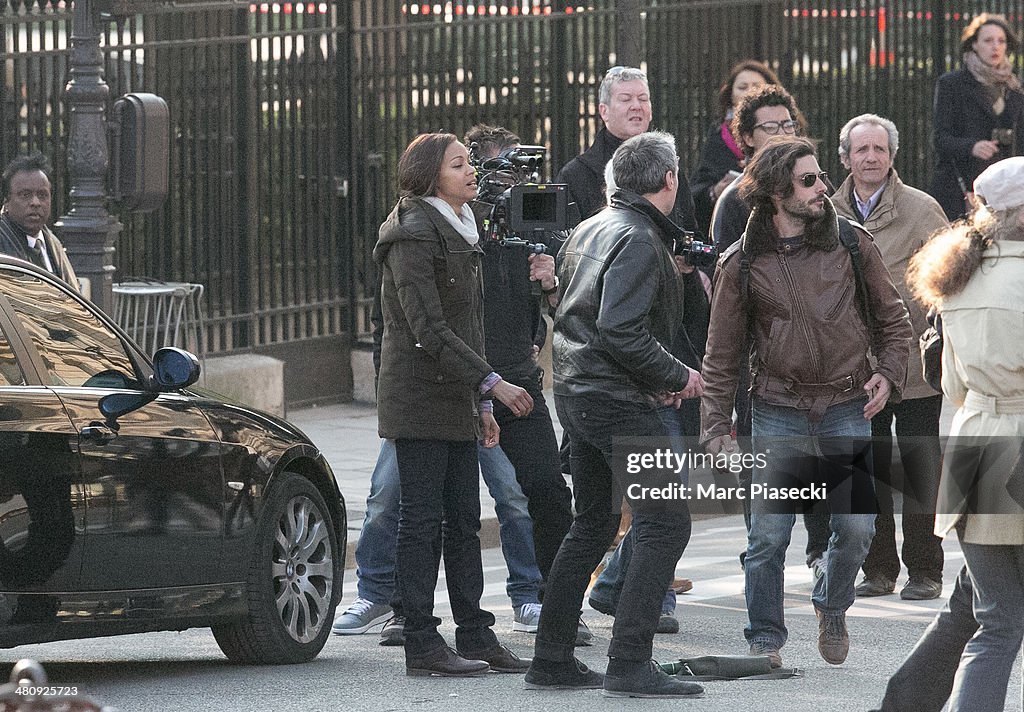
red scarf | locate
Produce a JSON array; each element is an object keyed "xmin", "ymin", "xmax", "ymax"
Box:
[{"xmin": 721, "ymin": 121, "xmax": 744, "ymax": 161}]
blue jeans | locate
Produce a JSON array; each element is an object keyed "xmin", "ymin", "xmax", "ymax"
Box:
[
  {"xmin": 478, "ymin": 444, "xmax": 543, "ymax": 607},
  {"xmin": 354, "ymin": 439, "xmax": 400, "ymax": 605},
  {"xmin": 949, "ymin": 542, "xmax": 1024, "ymax": 712},
  {"xmin": 590, "ymin": 526, "xmax": 678, "ymax": 615},
  {"xmin": 744, "ymin": 397, "xmax": 875, "ymax": 650},
  {"xmin": 354, "ymin": 439, "xmax": 542, "ymax": 607}
]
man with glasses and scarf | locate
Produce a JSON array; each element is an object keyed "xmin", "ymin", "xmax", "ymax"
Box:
[
  {"xmin": 700, "ymin": 136, "xmax": 912, "ymax": 669},
  {"xmin": 0, "ymin": 153, "xmax": 78, "ymax": 290}
]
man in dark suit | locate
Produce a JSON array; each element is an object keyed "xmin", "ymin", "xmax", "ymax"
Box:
[{"xmin": 0, "ymin": 153, "xmax": 79, "ymax": 290}]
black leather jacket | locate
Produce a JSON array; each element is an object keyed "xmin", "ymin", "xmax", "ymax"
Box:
[{"xmin": 552, "ymin": 189, "xmax": 691, "ymax": 402}]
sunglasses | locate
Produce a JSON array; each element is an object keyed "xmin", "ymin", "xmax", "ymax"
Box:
[
  {"xmin": 797, "ymin": 171, "xmax": 829, "ymax": 188},
  {"xmin": 753, "ymin": 119, "xmax": 799, "ymax": 135}
]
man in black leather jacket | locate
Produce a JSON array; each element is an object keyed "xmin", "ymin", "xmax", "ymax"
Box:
[{"xmin": 525, "ymin": 131, "xmax": 705, "ymax": 699}]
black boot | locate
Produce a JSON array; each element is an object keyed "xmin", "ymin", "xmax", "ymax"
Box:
[
  {"xmin": 525, "ymin": 657, "xmax": 604, "ymax": 689},
  {"xmin": 603, "ymin": 659, "xmax": 705, "ymax": 698}
]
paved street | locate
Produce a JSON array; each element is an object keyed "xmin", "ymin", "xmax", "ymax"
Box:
[
  {"xmin": 1, "ymin": 398, "xmax": 1020, "ymax": 710},
  {"xmin": 2, "ymin": 514, "xmax": 1020, "ymax": 711}
]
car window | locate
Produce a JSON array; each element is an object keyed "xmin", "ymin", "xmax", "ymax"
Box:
[
  {"xmin": 0, "ymin": 326, "xmax": 25, "ymax": 387},
  {"xmin": 0, "ymin": 270, "xmax": 140, "ymax": 389}
]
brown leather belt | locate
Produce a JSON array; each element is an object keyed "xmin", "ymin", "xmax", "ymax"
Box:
[{"xmin": 756, "ymin": 374, "xmax": 861, "ymax": 423}]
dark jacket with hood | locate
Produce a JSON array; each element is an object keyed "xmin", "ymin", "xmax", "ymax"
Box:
[
  {"xmin": 700, "ymin": 197, "xmax": 913, "ymax": 443},
  {"xmin": 373, "ymin": 197, "xmax": 493, "ymax": 441},
  {"xmin": 552, "ymin": 189, "xmax": 691, "ymax": 403}
]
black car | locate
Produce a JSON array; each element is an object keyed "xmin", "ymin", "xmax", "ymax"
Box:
[{"xmin": 0, "ymin": 257, "xmax": 345, "ymax": 664}]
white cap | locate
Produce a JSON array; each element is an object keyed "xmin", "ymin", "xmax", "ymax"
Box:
[{"xmin": 974, "ymin": 156, "xmax": 1024, "ymax": 211}]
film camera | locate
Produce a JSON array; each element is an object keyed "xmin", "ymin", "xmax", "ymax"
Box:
[{"xmin": 471, "ymin": 144, "xmax": 569, "ymax": 254}]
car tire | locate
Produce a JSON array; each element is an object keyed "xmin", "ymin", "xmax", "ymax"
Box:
[{"xmin": 213, "ymin": 471, "xmax": 339, "ymax": 664}]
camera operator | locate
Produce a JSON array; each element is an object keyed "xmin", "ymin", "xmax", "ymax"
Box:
[{"xmin": 465, "ymin": 124, "xmax": 578, "ymax": 635}]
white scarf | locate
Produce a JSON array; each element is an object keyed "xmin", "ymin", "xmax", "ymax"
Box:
[{"xmin": 423, "ymin": 197, "xmax": 479, "ymax": 245}]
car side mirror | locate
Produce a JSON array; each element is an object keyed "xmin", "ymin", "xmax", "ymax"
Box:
[{"xmin": 151, "ymin": 347, "xmax": 201, "ymax": 391}]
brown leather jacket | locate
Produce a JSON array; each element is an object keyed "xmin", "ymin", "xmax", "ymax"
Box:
[{"xmin": 700, "ymin": 198, "xmax": 913, "ymax": 443}]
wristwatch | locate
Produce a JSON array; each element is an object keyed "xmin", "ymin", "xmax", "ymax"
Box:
[{"xmin": 542, "ymin": 277, "xmax": 559, "ymax": 295}]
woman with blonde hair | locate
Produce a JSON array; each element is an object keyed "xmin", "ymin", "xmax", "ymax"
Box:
[{"xmin": 905, "ymin": 156, "xmax": 1024, "ymax": 711}]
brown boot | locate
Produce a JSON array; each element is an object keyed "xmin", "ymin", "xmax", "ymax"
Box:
[{"xmin": 815, "ymin": 609, "xmax": 850, "ymax": 665}]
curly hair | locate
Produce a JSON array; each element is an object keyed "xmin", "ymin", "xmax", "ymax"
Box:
[
  {"xmin": 731, "ymin": 85, "xmax": 803, "ymax": 159},
  {"xmin": 906, "ymin": 213, "xmax": 1004, "ymax": 308}
]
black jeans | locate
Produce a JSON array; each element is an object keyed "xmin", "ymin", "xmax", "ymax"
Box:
[
  {"xmin": 535, "ymin": 394, "xmax": 691, "ymax": 663},
  {"xmin": 493, "ymin": 365, "xmax": 573, "ymax": 587},
  {"xmin": 866, "ymin": 395, "xmax": 944, "ymax": 582},
  {"xmin": 394, "ymin": 438, "xmax": 498, "ymax": 657}
]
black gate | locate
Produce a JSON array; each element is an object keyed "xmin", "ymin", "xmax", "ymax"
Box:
[
  {"xmin": 3, "ymin": 1, "xmax": 1024, "ymax": 383},
  {"xmin": 1, "ymin": 0, "xmax": 350, "ymax": 356}
]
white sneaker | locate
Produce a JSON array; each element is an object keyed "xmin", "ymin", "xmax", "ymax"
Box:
[
  {"xmin": 512, "ymin": 602, "xmax": 542, "ymax": 632},
  {"xmin": 331, "ymin": 597, "xmax": 392, "ymax": 635}
]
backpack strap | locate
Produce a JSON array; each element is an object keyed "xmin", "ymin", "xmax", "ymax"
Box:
[{"xmin": 837, "ymin": 216, "xmax": 874, "ymax": 335}]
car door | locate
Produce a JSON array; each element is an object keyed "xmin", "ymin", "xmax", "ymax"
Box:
[
  {"xmin": 0, "ymin": 266, "xmax": 225, "ymax": 590},
  {"xmin": 0, "ymin": 301, "xmax": 83, "ymax": 611}
]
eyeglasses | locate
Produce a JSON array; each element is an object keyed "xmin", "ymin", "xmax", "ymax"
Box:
[
  {"xmin": 797, "ymin": 171, "xmax": 829, "ymax": 188},
  {"xmin": 753, "ymin": 119, "xmax": 799, "ymax": 135}
]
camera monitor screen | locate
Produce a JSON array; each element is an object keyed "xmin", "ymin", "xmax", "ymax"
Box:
[{"xmin": 509, "ymin": 184, "xmax": 569, "ymax": 232}]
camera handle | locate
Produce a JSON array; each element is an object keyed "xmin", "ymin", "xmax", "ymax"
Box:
[{"xmin": 498, "ymin": 230, "xmax": 547, "ymax": 297}]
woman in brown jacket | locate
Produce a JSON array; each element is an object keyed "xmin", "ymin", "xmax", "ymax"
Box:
[{"xmin": 373, "ymin": 133, "xmax": 533, "ymax": 677}]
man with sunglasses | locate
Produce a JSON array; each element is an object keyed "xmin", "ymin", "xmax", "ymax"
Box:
[
  {"xmin": 700, "ymin": 136, "xmax": 912, "ymax": 669},
  {"xmin": 709, "ymin": 85, "xmax": 833, "ymax": 579},
  {"xmin": 832, "ymin": 114, "xmax": 949, "ymax": 604}
]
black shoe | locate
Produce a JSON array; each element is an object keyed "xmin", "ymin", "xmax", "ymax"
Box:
[
  {"xmin": 854, "ymin": 575, "xmax": 896, "ymax": 597},
  {"xmin": 525, "ymin": 657, "xmax": 604, "ymax": 689},
  {"xmin": 406, "ymin": 646, "xmax": 490, "ymax": 677},
  {"xmin": 901, "ymin": 577, "xmax": 943, "ymax": 600},
  {"xmin": 603, "ymin": 660, "xmax": 705, "ymax": 698},
  {"xmin": 587, "ymin": 594, "xmax": 616, "ymax": 617},
  {"xmin": 656, "ymin": 614, "xmax": 679, "ymax": 634},
  {"xmin": 460, "ymin": 643, "xmax": 530, "ymax": 673},
  {"xmin": 379, "ymin": 615, "xmax": 405, "ymax": 646}
]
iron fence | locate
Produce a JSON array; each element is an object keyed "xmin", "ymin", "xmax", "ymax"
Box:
[
  {"xmin": 3, "ymin": 1, "xmax": 1024, "ymax": 359},
  {"xmin": 1, "ymin": 0, "xmax": 348, "ymax": 355}
]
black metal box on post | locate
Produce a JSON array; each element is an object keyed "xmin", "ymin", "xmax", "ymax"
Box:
[{"xmin": 111, "ymin": 93, "xmax": 170, "ymax": 213}]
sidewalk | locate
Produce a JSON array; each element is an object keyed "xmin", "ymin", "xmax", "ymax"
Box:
[
  {"xmin": 288, "ymin": 394, "xmax": 957, "ymax": 570},
  {"xmin": 288, "ymin": 399, "xmax": 526, "ymax": 567}
]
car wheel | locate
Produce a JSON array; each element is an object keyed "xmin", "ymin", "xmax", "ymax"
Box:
[{"xmin": 213, "ymin": 471, "xmax": 339, "ymax": 664}]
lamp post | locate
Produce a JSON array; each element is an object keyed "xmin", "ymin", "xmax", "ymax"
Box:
[{"xmin": 57, "ymin": 0, "xmax": 121, "ymax": 314}]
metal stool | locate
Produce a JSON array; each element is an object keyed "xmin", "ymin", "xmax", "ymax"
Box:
[{"xmin": 112, "ymin": 279, "xmax": 205, "ymax": 359}]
